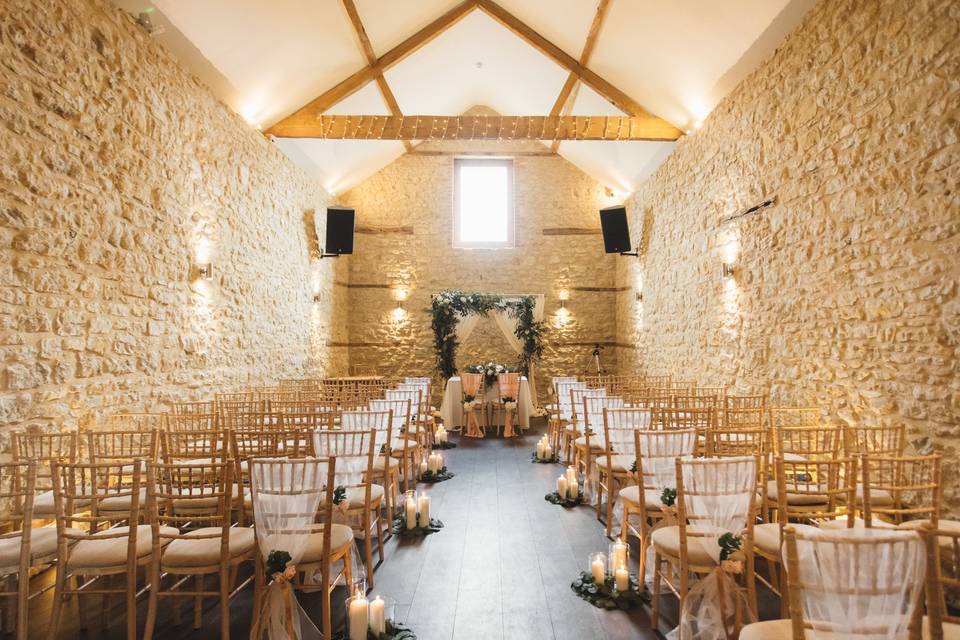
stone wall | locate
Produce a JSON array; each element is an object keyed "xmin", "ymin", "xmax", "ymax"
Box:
[
  {"xmin": 0, "ymin": 0, "xmax": 347, "ymax": 437},
  {"xmin": 340, "ymin": 118, "xmax": 622, "ymax": 402},
  {"xmin": 615, "ymin": 0, "xmax": 960, "ymax": 506}
]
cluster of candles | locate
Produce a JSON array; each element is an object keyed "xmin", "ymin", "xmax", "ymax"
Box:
[
  {"xmin": 590, "ymin": 537, "xmax": 630, "ymax": 592},
  {"xmin": 404, "ymin": 490, "xmax": 430, "ymax": 529},
  {"xmin": 418, "ymin": 452, "xmax": 444, "ymax": 476},
  {"xmin": 347, "ymin": 587, "xmax": 387, "ymax": 640},
  {"xmin": 534, "ymin": 435, "xmax": 553, "ymax": 460},
  {"xmin": 434, "ymin": 425, "xmax": 448, "ymax": 444},
  {"xmin": 556, "ymin": 465, "xmax": 579, "ymax": 499}
]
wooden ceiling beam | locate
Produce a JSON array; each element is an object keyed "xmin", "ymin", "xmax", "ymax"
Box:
[
  {"xmin": 341, "ymin": 0, "xmax": 412, "ymax": 150},
  {"xmin": 549, "ymin": 0, "xmax": 612, "ymax": 152},
  {"xmin": 474, "ymin": 0, "xmax": 649, "ymax": 118},
  {"xmin": 270, "ymin": 115, "xmax": 681, "ymax": 141},
  {"xmin": 266, "ymin": 0, "xmax": 477, "ymax": 136}
]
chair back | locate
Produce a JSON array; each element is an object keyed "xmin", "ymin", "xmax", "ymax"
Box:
[
  {"xmin": 861, "ymin": 454, "xmax": 941, "ymax": 526},
  {"xmin": 675, "ymin": 456, "xmax": 759, "ymax": 565},
  {"xmin": 461, "ymin": 373, "xmax": 483, "ymax": 397},
  {"xmin": 725, "ymin": 394, "xmax": 767, "ymax": 410},
  {"xmin": 172, "ymin": 400, "xmax": 216, "ymax": 415},
  {"xmin": 603, "ymin": 408, "xmax": 652, "ymax": 456},
  {"xmin": 0, "ymin": 461, "xmax": 37, "ymax": 575},
  {"xmin": 673, "ymin": 394, "xmax": 720, "ymax": 410},
  {"xmin": 148, "ymin": 460, "xmax": 232, "ymax": 531},
  {"xmin": 220, "ymin": 410, "xmax": 278, "ymax": 432},
  {"xmin": 386, "ymin": 388, "xmax": 422, "ymax": 418},
  {"xmin": 583, "ymin": 395, "xmax": 624, "ymax": 437},
  {"xmin": 51, "ymin": 461, "xmax": 144, "ymax": 545},
  {"xmin": 11, "ymin": 431, "xmax": 79, "ymax": 502},
  {"xmin": 774, "ymin": 457, "xmax": 857, "ymax": 525},
  {"xmin": 773, "ymin": 422, "xmax": 842, "ymax": 461},
  {"xmin": 570, "ymin": 388, "xmax": 605, "ymax": 429},
  {"xmin": 923, "ymin": 526, "xmax": 960, "ymax": 635},
  {"xmin": 706, "ymin": 427, "xmax": 766, "ymax": 457},
  {"xmin": 167, "ymin": 413, "xmax": 217, "ymax": 432},
  {"xmin": 86, "ymin": 429, "xmax": 158, "ymax": 465},
  {"xmin": 555, "ymin": 380, "xmax": 586, "ymax": 420},
  {"xmin": 634, "ymin": 429, "xmax": 697, "ymax": 498},
  {"xmin": 100, "ymin": 413, "xmax": 166, "ymax": 431},
  {"xmin": 724, "ymin": 407, "xmax": 766, "ymax": 430},
  {"xmin": 497, "ymin": 373, "xmax": 520, "ymax": 401},
  {"xmin": 783, "ymin": 526, "xmax": 926, "ymax": 639},
  {"xmin": 340, "ymin": 410, "xmax": 393, "ymax": 455},
  {"xmin": 160, "ymin": 430, "xmax": 226, "ymax": 464},
  {"xmin": 311, "ymin": 430, "xmax": 377, "ymax": 493},
  {"xmin": 844, "ymin": 425, "xmax": 907, "ymax": 457},
  {"xmin": 217, "ymin": 399, "xmax": 268, "ymax": 416},
  {"xmin": 369, "ymin": 399, "xmax": 411, "ymax": 442}
]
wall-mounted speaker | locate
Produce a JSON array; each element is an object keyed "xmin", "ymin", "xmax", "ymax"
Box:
[
  {"xmin": 599, "ymin": 205, "xmax": 636, "ymax": 256},
  {"xmin": 323, "ymin": 207, "xmax": 355, "ymax": 257}
]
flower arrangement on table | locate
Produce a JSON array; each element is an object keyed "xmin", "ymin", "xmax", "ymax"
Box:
[{"xmin": 464, "ymin": 362, "xmax": 515, "ymax": 389}]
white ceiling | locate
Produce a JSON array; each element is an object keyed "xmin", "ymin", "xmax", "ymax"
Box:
[{"xmin": 135, "ymin": 0, "xmax": 814, "ymax": 194}]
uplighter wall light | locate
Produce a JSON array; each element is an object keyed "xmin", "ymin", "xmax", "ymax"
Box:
[
  {"xmin": 721, "ymin": 262, "xmax": 736, "ymax": 279},
  {"xmin": 195, "ymin": 263, "xmax": 213, "ymax": 280}
]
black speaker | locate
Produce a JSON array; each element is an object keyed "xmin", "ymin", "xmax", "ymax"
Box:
[
  {"xmin": 324, "ymin": 207, "xmax": 355, "ymax": 256},
  {"xmin": 599, "ymin": 205, "xmax": 631, "ymax": 254}
]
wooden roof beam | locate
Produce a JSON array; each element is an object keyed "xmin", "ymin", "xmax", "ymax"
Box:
[
  {"xmin": 267, "ymin": 0, "xmax": 478, "ymax": 136},
  {"xmin": 341, "ymin": 0, "xmax": 412, "ymax": 150},
  {"xmin": 272, "ymin": 115, "xmax": 681, "ymax": 141}
]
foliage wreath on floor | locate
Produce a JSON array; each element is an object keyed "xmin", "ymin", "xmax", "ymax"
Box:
[{"xmin": 571, "ymin": 571, "xmax": 647, "ymax": 610}]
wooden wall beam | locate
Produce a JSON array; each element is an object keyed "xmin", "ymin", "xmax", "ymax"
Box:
[
  {"xmin": 266, "ymin": 0, "xmax": 477, "ymax": 136},
  {"xmin": 270, "ymin": 115, "xmax": 682, "ymax": 141}
]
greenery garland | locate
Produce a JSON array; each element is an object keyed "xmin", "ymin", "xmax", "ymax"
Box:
[
  {"xmin": 333, "ymin": 620, "xmax": 417, "ymax": 640},
  {"xmin": 391, "ymin": 514, "xmax": 444, "ymax": 537},
  {"xmin": 545, "ymin": 490, "xmax": 584, "ymax": 508},
  {"xmin": 419, "ymin": 467, "xmax": 454, "ymax": 483},
  {"xmin": 430, "ymin": 290, "xmax": 547, "ymax": 381},
  {"xmin": 570, "ymin": 571, "xmax": 646, "ymax": 610}
]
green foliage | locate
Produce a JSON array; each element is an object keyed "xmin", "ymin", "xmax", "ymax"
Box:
[
  {"xmin": 570, "ymin": 571, "xmax": 647, "ymax": 610},
  {"xmin": 420, "ymin": 467, "xmax": 454, "ymax": 483},
  {"xmin": 544, "ymin": 490, "xmax": 583, "ymax": 508},
  {"xmin": 719, "ymin": 532, "xmax": 743, "ymax": 560},
  {"xmin": 530, "ymin": 452, "xmax": 559, "ymax": 464},
  {"xmin": 266, "ymin": 549, "xmax": 292, "ymax": 576},
  {"xmin": 332, "ymin": 619, "xmax": 418, "ymax": 640},
  {"xmin": 391, "ymin": 514, "xmax": 444, "ymax": 537},
  {"xmin": 332, "ymin": 485, "xmax": 347, "ymax": 505},
  {"xmin": 660, "ymin": 487, "xmax": 677, "ymax": 506},
  {"xmin": 430, "ymin": 291, "xmax": 546, "ymax": 380}
]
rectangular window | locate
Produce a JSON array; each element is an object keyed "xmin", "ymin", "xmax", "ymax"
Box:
[{"xmin": 453, "ymin": 158, "xmax": 515, "ymax": 249}]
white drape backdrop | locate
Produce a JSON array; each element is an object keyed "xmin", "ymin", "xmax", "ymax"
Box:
[{"xmin": 490, "ymin": 295, "xmax": 545, "ymax": 405}]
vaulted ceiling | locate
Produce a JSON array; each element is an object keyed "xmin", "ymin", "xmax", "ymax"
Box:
[{"xmin": 117, "ymin": 0, "xmax": 815, "ymax": 195}]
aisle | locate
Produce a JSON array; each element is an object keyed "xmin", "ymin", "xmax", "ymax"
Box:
[{"xmin": 375, "ymin": 419, "xmax": 658, "ymax": 640}]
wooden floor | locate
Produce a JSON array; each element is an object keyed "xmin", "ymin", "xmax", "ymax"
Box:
[{"xmin": 28, "ymin": 419, "xmax": 666, "ymax": 639}]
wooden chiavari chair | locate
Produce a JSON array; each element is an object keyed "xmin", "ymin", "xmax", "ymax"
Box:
[
  {"xmin": 142, "ymin": 461, "xmax": 253, "ymax": 640},
  {"xmin": 172, "ymin": 400, "xmax": 216, "ymax": 416},
  {"xmin": 386, "ymin": 387, "xmax": 425, "ymax": 446},
  {"xmin": 856, "ymin": 454, "xmax": 941, "ymax": 528},
  {"xmin": 723, "ymin": 407, "xmax": 766, "ymax": 431},
  {"xmin": 554, "ymin": 380, "xmax": 586, "ymax": 461},
  {"xmin": 167, "ymin": 413, "xmax": 217, "ymax": 433},
  {"xmin": 10, "ymin": 430, "xmax": 79, "ymax": 521},
  {"xmin": 341, "ymin": 410, "xmax": 397, "ymax": 516},
  {"xmin": 753, "ymin": 457, "xmax": 856, "ymax": 615},
  {"xmin": 651, "ymin": 456, "xmax": 760, "ymax": 632},
  {"xmin": 705, "ymin": 426, "xmax": 767, "ymax": 458},
  {"xmin": 725, "ymin": 394, "xmax": 768, "ymax": 410},
  {"xmin": 229, "ymin": 430, "xmax": 287, "ymax": 526},
  {"xmin": 661, "ymin": 407, "xmax": 717, "ymax": 453},
  {"xmin": 597, "ymin": 408, "xmax": 650, "ymax": 537},
  {"xmin": 160, "ymin": 429, "xmax": 228, "ymax": 465},
  {"xmin": 249, "ymin": 457, "xmax": 350, "ymax": 640},
  {"xmin": 0, "ymin": 461, "xmax": 38, "ymax": 640},
  {"xmin": 311, "ymin": 429, "xmax": 383, "ymax": 587},
  {"xmin": 741, "ymin": 526, "xmax": 927, "ymax": 639},
  {"xmin": 48, "ymin": 460, "xmax": 174, "ymax": 639},
  {"xmin": 371, "ymin": 398, "xmax": 416, "ymax": 492},
  {"xmin": 577, "ymin": 395, "xmax": 623, "ymax": 517},
  {"xmin": 86, "ymin": 428, "xmax": 159, "ymax": 521},
  {"xmin": 279, "ymin": 409, "xmax": 335, "ymax": 432},
  {"xmin": 567, "ymin": 386, "xmax": 606, "ymax": 464},
  {"xmin": 219, "ymin": 410, "xmax": 278, "ymax": 433},
  {"xmin": 921, "ymin": 526, "xmax": 960, "ymax": 639},
  {"xmin": 673, "ymin": 394, "xmax": 720, "ymax": 410}
]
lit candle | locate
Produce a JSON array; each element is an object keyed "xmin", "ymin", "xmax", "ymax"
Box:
[
  {"xmin": 615, "ymin": 567, "xmax": 629, "ymax": 592},
  {"xmin": 565, "ymin": 465, "xmax": 577, "ymax": 486},
  {"xmin": 569, "ymin": 479, "xmax": 579, "ymax": 499},
  {"xmin": 368, "ymin": 595, "xmax": 385, "ymax": 635},
  {"xmin": 436, "ymin": 453, "xmax": 444, "ymax": 472},
  {"xmin": 544, "ymin": 444, "xmax": 553, "ymax": 460},
  {"xmin": 591, "ymin": 554, "xmax": 606, "ymax": 584},
  {"xmin": 613, "ymin": 537, "xmax": 627, "ymax": 570},
  {"xmin": 557, "ymin": 476, "xmax": 568, "ymax": 499},
  {"xmin": 405, "ymin": 493, "xmax": 418, "ymax": 530},
  {"xmin": 348, "ymin": 590, "xmax": 369, "ymax": 640},
  {"xmin": 418, "ymin": 494, "xmax": 430, "ymax": 524},
  {"xmin": 536, "ymin": 441, "xmax": 545, "ymax": 459},
  {"xmin": 419, "ymin": 461, "xmax": 428, "ymax": 476}
]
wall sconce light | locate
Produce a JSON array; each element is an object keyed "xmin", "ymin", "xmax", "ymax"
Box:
[
  {"xmin": 635, "ymin": 290, "xmax": 643, "ymax": 302},
  {"xmin": 721, "ymin": 262, "xmax": 736, "ymax": 279},
  {"xmin": 558, "ymin": 290, "xmax": 570, "ymax": 307},
  {"xmin": 194, "ymin": 263, "xmax": 213, "ymax": 280},
  {"xmin": 313, "ymin": 293, "xmax": 322, "ymax": 303}
]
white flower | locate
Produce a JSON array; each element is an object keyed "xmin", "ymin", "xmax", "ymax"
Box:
[
  {"xmin": 496, "ymin": 365, "xmax": 503, "ymax": 372},
  {"xmin": 505, "ymin": 401, "xmax": 518, "ymax": 410},
  {"xmin": 460, "ymin": 296, "xmax": 467, "ymax": 303}
]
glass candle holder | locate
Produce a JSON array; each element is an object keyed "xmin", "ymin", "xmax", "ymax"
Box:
[
  {"xmin": 346, "ymin": 589, "xmax": 369, "ymax": 640},
  {"xmin": 404, "ymin": 490, "xmax": 418, "ymax": 530},
  {"xmin": 608, "ymin": 537, "xmax": 629, "ymax": 573},
  {"xmin": 589, "ymin": 552, "xmax": 607, "ymax": 584},
  {"xmin": 367, "ymin": 594, "xmax": 396, "ymax": 636}
]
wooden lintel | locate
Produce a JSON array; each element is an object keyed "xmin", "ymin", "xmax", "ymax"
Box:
[
  {"xmin": 542, "ymin": 227, "xmax": 603, "ymax": 235},
  {"xmin": 270, "ymin": 115, "xmax": 681, "ymax": 141},
  {"xmin": 326, "ymin": 341, "xmax": 394, "ymax": 348},
  {"xmin": 570, "ymin": 286, "xmax": 631, "ymax": 292},
  {"xmin": 334, "ymin": 281, "xmax": 392, "ymax": 289},
  {"xmin": 267, "ymin": 0, "xmax": 477, "ymax": 135},
  {"xmin": 409, "ymin": 150, "xmax": 557, "ymax": 157},
  {"xmin": 355, "ymin": 225, "xmax": 415, "ymax": 235}
]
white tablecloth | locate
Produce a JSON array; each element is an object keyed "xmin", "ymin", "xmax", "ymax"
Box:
[{"xmin": 440, "ymin": 376, "xmax": 533, "ymax": 431}]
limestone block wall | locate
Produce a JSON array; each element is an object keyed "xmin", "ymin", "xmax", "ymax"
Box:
[
  {"xmin": 340, "ymin": 126, "xmax": 621, "ymax": 403},
  {"xmin": 615, "ymin": 0, "xmax": 960, "ymax": 505},
  {"xmin": 0, "ymin": 0, "xmax": 347, "ymax": 436}
]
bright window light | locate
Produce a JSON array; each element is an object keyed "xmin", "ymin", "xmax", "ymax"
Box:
[{"xmin": 453, "ymin": 158, "xmax": 514, "ymax": 249}]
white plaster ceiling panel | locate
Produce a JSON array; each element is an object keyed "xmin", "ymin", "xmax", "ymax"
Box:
[
  {"xmin": 492, "ymin": 0, "xmax": 599, "ymax": 60},
  {"xmin": 588, "ymin": 0, "xmax": 793, "ymax": 129},
  {"xmin": 384, "ymin": 10, "xmax": 569, "ymax": 116},
  {"xmin": 275, "ymin": 82, "xmax": 405, "ymax": 196},
  {"xmin": 353, "ymin": 0, "xmax": 464, "ymax": 58},
  {"xmin": 153, "ymin": 0, "xmax": 365, "ymax": 127},
  {"xmin": 559, "ymin": 84, "xmax": 674, "ymax": 193}
]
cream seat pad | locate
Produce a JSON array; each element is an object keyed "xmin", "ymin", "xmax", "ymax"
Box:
[
  {"xmin": 161, "ymin": 526, "xmax": 255, "ymax": 569},
  {"xmin": 67, "ymin": 525, "xmax": 178, "ymax": 569}
]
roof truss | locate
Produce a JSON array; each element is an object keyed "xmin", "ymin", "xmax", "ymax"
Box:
[{"xmin": 265, "ymin": 0, "xmax": 682, "ymax": 141}]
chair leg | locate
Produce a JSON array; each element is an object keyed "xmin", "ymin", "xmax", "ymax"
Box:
[
  {"xmin": 376, "ymin": 511, "xmax": 385, "ymax": 564},
  {"xmin": 250, "ymin": 555, "xmax": 264, "ymax": 636},
  {"xmin": 364, "ymin": 527, "xmax": 374, "ymax": 590},
  {"xmin": 142, "ymin": 563, "xmax": 160, "ymax": 640},
  {"xmin": 650, "ymin": 553, "xmax": 662, "ymax": 630},
  {"xmin": 220, "ymin": 566, "xmax": 231, "ymax": 640},
  {"xmin": 193, "ymin": 574, "xmax": 203, "ymax": 629},
  {"xmin": 605, "ymin": 489, "xmax": 615, "ymax": 538},
  {"xmin": 46, "ymin": 563, "xmax": 67, "ymax": 640},
  {"xmin": 343, "ymin": 546, "xmax": 354, "ymax": 591},
  {"xmin": 15, "ymin": 574, "xmax": 27, "ymax": 640},
  {"xmin": 127, "ymin": 570, "xmax": 138, "ymax": 640}
]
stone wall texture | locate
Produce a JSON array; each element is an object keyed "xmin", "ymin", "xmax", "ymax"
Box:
[
  {"xmin": 615, "ymin": 0, "xmax": 960, "ymax": 507},
  {"xmin": 340, "ymin": 119, "xmax": 622, "ymax": 403},
  {"xmin": 0, "ymin": 0, "xmax": 347, "ymax": 437}
]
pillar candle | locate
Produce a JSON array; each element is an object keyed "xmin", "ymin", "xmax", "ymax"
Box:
[
  {"xmin": 419, "ymin": 461, "xmax": 428, "ymax": 476},
  {"xmin": 418, "ymin": 495, "xmax": 430, "ymax": 524},
  {"xmin": 368, "ymin": 596, "xmax": 385, "ymax": 635},
  {"xmin": 615, "ymin": 567, "xmax": 629, "ymax": 592},
  {"xmin": 591, "ymin": 554, "xmax": 606, "ymax": 584},
  {"xmin": 348, "ymin": 592, "xmax": 369, "ymax": 640},
  {"xmin": 536, "ymin": 441, "xmax": 545, "ymax": 459},
  {"xmin": 569, "ymin": 479, "xmax": 579, "ymax": 499},
  {"xmin": 613, "ymin": 538, "xmax": 627, "ymax": 570},
  {"xmin": 565, "ymin": 466, "xmax": 577, "ymax": 486},
  {"xmin": 544, "ymin": 444, "xmax": 553, "ymax": 460},
  {"xmin": 436, "ymin": 453, "xmax": 444, "ymax": 471},
  {"xmin": 405, "ymin": 494, "xmax": 418, "ymax": 529},
  {"xmin": 557, "ymin": 476, "xmax": 568, "ymax": 499}
]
